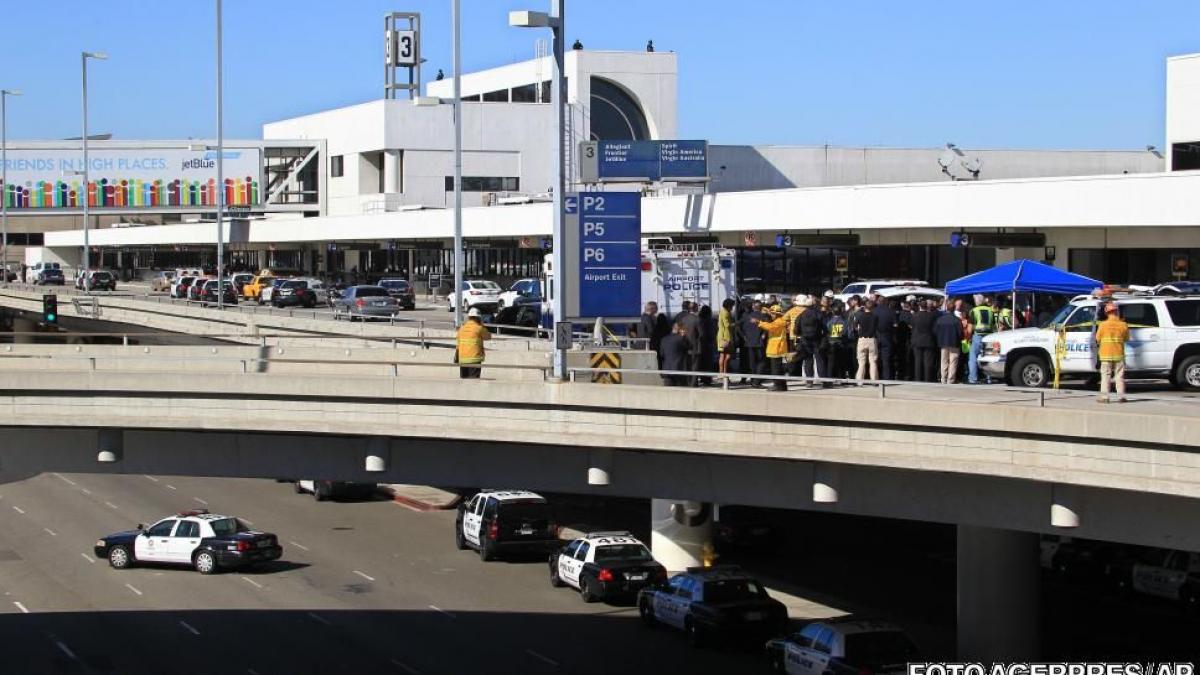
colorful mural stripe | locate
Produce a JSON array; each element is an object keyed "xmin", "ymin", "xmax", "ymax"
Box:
[{"xmin": 1, "ymin": 176, "xmax": 260, "ymax": 209}]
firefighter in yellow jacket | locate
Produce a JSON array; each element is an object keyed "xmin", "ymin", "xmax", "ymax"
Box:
[
  {"xmin": 1095, "ymin": 301, "xmax": 1130, "ymax": 403},
  {"xmin": 456, "ymin": 308, "xmax": 492, "ymax": 379},
  {"xmin": 752, "ymin": 304, "xmax": 791, "ymax": 391}
]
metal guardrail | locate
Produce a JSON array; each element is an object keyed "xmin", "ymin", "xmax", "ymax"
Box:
[
  {"xmin": 561, "ymin": 366, "xmax": 1167, "ymax": 408},
  {"xmin": 0, "ymin": 352, "xmax": 553, "ymax": 378}
]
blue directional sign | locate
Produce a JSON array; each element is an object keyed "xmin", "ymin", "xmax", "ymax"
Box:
[
  {"xmin": 593, "ymin": 140, "xmax": 708, "ymax": 182},
  {"xmin": 563, "ymin": 192, "xmax": 641, "ymax": 319}
]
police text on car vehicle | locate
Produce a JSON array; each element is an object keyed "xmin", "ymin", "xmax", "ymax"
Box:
[
  {"xmin": 94, "ymin": 509, "xmax": 282, "ymax": 574},
  {"xmin": 765, "ymin": 618, "xmax": 920, "ymax": 675},
  {"xmin": 455, "ymin": 490, "xmax": 560, "ymax": 561},
  {"xmin": 637, "ymin": 566, "xmax": 788, "ymax": 647},
  {"xmin": 549, "ymin": 531, "xmax": 666, "ymax": 603},
  {"xmin": 978, "ymin": 290, "xmax": 1200, "ymax": 389}
]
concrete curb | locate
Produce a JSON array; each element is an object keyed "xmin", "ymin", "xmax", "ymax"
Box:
[{"xmin": 380, "ymin": 484, "xmax": 463, "ymax": 511}]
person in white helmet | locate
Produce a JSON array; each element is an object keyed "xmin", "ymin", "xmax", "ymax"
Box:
[{"xmin": 455, "ymin": 307, "xmax": 491, "ymax": 379}]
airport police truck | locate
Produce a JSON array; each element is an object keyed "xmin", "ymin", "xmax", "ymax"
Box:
[{"xmin": 640, "ymin": 241, "xmax": 738, "ymax": 318}]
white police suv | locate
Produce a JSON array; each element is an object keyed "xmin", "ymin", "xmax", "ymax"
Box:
[
  {"xmin": 455, "ymin": 490, "xmax": 560, "ymax": 561},
  {"xmin": 549, "ymin": 531, "xmax": 666, "ymax": 603},
  {"xmin": 979, "ymin": 291, "xmax": 1200, "ymax": 389},
  {"xmin": 94, "ymin": 509, "xmax": 282, "ymax": 574},
  {"xmin": 765, "ymin": 618, "xmax": 919, "ymax": 675}
]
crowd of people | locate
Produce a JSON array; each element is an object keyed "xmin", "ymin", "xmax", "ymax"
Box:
[{"xmin": 633, "ymin": 291, "xmax": 1058, "ymax": 390}]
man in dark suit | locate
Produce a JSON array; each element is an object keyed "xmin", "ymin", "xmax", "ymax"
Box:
[{"xmin": 658, "ymin": 322, "xmax": 690, "ymax": 386}]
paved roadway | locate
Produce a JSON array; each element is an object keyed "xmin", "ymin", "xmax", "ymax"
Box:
[{"xmin": 0, "ymin": 472, "xmax": 762, "ymax": 675}]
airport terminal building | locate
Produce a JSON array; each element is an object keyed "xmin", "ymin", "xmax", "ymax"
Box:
[{"xmin": 8, "ymin": 47, "xmax": 1200, "ymax": 291}]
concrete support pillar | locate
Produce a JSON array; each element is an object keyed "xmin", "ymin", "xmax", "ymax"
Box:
[
  {"xmin": 650, "ymin": 499, "xmax": 714, "ymax": 573},
  {"xmin": 383, "ymin": 150, "xmax": 401, "ymax": 194},
  {"xmin": 957, "ymin": 525, "xmax": 1040, "ymax": 660}
]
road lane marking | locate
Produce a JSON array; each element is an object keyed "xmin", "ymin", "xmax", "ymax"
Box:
[
  {"xmin": 179, "ymin": 620, "xmax": 201, "ymax": 636},
  {"xmin": 193, "ymin": 497, "xmax": 208, "ymax": 505},
  {"xmin": 353, "ymin": 570, "xmax": 376, "ymax": 582},
  {"xmin": 166, "ymin": 485, "xmax": 178, "ymax": 491},
  {"xmin": 12, "ymin": 506, "xmax": 25, "ymax": 515},
  {"xmin": 241, "ymin": 576, "xmax": 263, "ymax": 589},
  {"xmin": 390, "ymin": 659, "xmax": 421, "ymax": 674},
  {"xmin": 428, "ymin": 605, "xmax": 455, "ymax": 618},
  {"xmin": 306, "ymin": 612, "xmax": 331, "ymax": 626},
  {"xmin": 43, "ymin": 528, "xmax": 57, "ymax": 537},
  {"xmin": 143, "ymin": 474, "xmax": 159, "ymax": 482},
  {"xmin": 13, "ymin": 601, "xmax": 28, "ymax": 613},
  {"xmin": 289, "ymin": 540, "xmax": 310, "ymax": 551},
  {"xmin": 104, "ymin": 501, "xmax": 119, "ymax": 510},
  {"xmin": 80, "ymin": 489, "xmax": 91, "ymax": 495},
  {"xmin": 525, "ymin": 650, "xmax": 559, "ymax": 667},
  {"xmin": 53, "ymin": 473, "xmax": 77, "ymax": 486},
  {"xmin": 80, "ymin": 553, "xmax": 95, "ymax": 564},
  {"xmin": 124, "ymin": 583, "xmax": 143, "ymax": 596},
  {"xmin": 55, "ymin": 641, "xmax": 80, "ymax": 662}
]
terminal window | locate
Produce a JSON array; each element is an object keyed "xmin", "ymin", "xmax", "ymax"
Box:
[
  {"xmin": 1171, "ymin": 142, "xmax": 1200, "ymax": 171},
  {"xmin": 444, "ymin": 176, "xmax": 519, "ymax": 192},
  {"xmin": 330, "ymin": 155, "xmax": 344, "ymax": 178}
]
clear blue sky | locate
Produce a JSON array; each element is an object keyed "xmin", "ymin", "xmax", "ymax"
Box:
[{"xmin": 1, "ymin": 1, "xmax": 1197, "ymax": 149}]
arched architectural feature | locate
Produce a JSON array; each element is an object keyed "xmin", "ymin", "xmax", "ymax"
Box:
[{"xmin": 589, "ymin": 76, "xmax": 650, "ymax": 141}]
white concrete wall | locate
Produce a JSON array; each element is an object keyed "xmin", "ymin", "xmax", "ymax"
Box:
[
  {"xmin": 1166, "ymin": 53, "xmax": 1200, "ymax": 170},
  {"xmin": 711, "ymin": 146, "xmax": 1164, "ymax": 192}
]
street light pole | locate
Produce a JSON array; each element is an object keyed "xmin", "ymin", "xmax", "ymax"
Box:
[
  {"xmin": 549, "ymin": 0, "xmax": 566, "ymax": 380},
  {"xmin": 81, "ymin": 51, "xmax": 107, "ymax": 289},
  {"xmin": 452, "ymin": 0, "xmax": 463, "ymax": 327},
  {"xmin": 1, "ymin": 89, "xmax": 22, "ymax": 284},
  {"xmin": 215, "ymin": 0, "xmax": 225, "ymax": 309}
]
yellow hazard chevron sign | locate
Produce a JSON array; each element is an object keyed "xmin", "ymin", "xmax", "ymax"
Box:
[{"xmin": 590, "ymin": 352, "xmax": 622, "ymax": 384}]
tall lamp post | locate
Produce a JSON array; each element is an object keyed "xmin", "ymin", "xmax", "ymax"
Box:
[
  {"xmin": 215, "ymin": 0, "xmax": 226, "ymax": 309},
  {"xmin": 510, "ymin": 2, "xmax": 566, "ymax": 379},
  {"xmin": 452, "ymin": 0, "xmax": 463, "ymax": 327},
  {"xmin": 81, "ymin": 51, "xmax": 107, "ymax": 287},
  {"xmin": 1, "ymin": 89, "xmax": 21, "ymax": 284}
]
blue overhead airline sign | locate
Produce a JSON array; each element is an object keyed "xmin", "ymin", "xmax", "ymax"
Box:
[
  {"xmin": 589, "ymin": 140, "xmax": 708, "ymax": 182},
  {"xmin": 563, "ymin": 192, "xmax": 641, "ymax": 318}
]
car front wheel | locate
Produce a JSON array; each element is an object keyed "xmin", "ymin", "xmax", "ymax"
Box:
[
  {"xmin": 1010, "ymin": 354, "xmax": 1049, "ymax": 388},
  {"xmin": 108, "ymin": 545, "xmax": 133, "ymax": 569},
  {"xmin": 194, "ymin": 550, "xmax": 217, "ymax": 574},
  {"xmin": 1175, "ymin": 355, "xmax": 1200, "ymax": 392}
]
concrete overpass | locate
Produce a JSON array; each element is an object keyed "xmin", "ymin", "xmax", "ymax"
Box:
[{"xmin": 2, "ymin": 348, "xmax": 1198, "ymax": 659}]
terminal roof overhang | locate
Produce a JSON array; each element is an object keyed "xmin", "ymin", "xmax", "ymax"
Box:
[{"xmin": 43, "ymin": 169, "xmax": 1200, "ymax": 248}]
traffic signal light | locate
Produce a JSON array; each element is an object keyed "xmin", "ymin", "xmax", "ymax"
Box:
[{"xmin": 42, "ymin": 294, "xmax": 58, "ymax": 325}]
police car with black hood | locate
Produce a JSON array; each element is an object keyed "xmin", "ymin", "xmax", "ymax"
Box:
[
  {"xmin": 549, "ymin": 531, "xmax": 666, "ymax": 603},
  {"xmin": 94, "ymin": 509, "xmax": 282, "ymax": 574},
  {"xmin": 455, "ymin": 490, "xmax": 560, "ymax": 561},
  {"xmin": 637, "ymin": 565, "xmax": 788, "ymax": 647}
]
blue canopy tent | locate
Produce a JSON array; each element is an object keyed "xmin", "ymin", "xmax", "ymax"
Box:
[{"xmin": 945, "ymin": 259, "xmax": 1101, "ymax": 297}]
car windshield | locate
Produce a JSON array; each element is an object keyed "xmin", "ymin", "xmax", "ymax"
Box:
[
  {"xmin": 94, "ymin": 272, "xmax": 112, "ymax": 280},
  {"xmin": 498, "ymin": 503, "xmax": 550, "ymax": 519},
  {"xmin": 209, "ymin": 518, "xmax": 252, "ymax": 536},
  {"xmin": 471, "ymin": 281, "xmax": 500, "ymax": 290},
  {"xmin": 354, "ymin": 287, "xmax": 389, "ymax": 297},
  {"xmin": 843, "ymin": 631, "xmax": 919, "ymax": 663},
  {"xmin": 702, "ymin": 578, "xmax": 764, "ymax": 603},
  {"xmin": 1046, "ymin": 304, "xmax": 1075, "ymax": 328},
  {"xmin": 593, "ymin": 544, "xmax": 654, "ymax": 563},
  {"xmin": 380, "ymin": 280, "xmax": 410, "ymax": 289}
]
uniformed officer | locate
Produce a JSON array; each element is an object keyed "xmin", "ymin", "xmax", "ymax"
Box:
[
  {"xmin": 456, "ymin": 308, "xmax": 491, "ymax": 379},
  {"xmin": 967, "ymin": 295, "xmax": 996, "ymax": 384}
]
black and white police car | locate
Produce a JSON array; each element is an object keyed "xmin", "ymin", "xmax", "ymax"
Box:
[
  {"xmin": 549, "ymin": 531, "xmax": 666, "ymax": 603},
  {"xmin": 765, "ymin": 618, "xmax": 919, "ymax": 675},
  {"xmin": 637, "ymin": 565, "xmax": 788, "ymax": 647},
  {"xmin": 94, "ymin": 510, "xmax": 283, "ymax": 574},
  {"xmin": 455, "ymin": 490, "xmax": 560, "ymax": 561}
]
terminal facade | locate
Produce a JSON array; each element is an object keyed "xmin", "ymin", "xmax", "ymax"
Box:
[{"xmin": 8, "ymin": 47, "xmax": 1200, "ymax": 291}]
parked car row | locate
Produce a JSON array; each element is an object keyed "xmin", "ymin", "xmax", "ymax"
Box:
[
  {"xmin": 1042, "ymin": 535, "xmax": 1200, "ymax": 611},
  {"xmin": 453, "ymin": 489, "xmax": 921, "ymax": 669}
]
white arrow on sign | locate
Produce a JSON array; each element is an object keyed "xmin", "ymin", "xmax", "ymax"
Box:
[{"xmin": 564, "ymin": 196, "xmax": 578, "ymax": 214}]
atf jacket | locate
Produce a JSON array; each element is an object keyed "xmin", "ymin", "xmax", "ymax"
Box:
[
  {"xmin": 456, "ymin": 321, "xmax": 491, "ymax": 365},
  {"xmin": 1095, "ymin": 315, "xmax": 1130, "ymax": 363},
  {"xmin": 757, "ymin": 314, "xmax": 791, "ymax": 358}
]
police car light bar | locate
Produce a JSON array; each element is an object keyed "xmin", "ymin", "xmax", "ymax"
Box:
[
  {"xmin": 585, "ymin": 531, "xmax": 634, "ymax": 539},
  {"xmin": 177, "ymin": 509, "xmax": 210, "ymax": 517}
]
